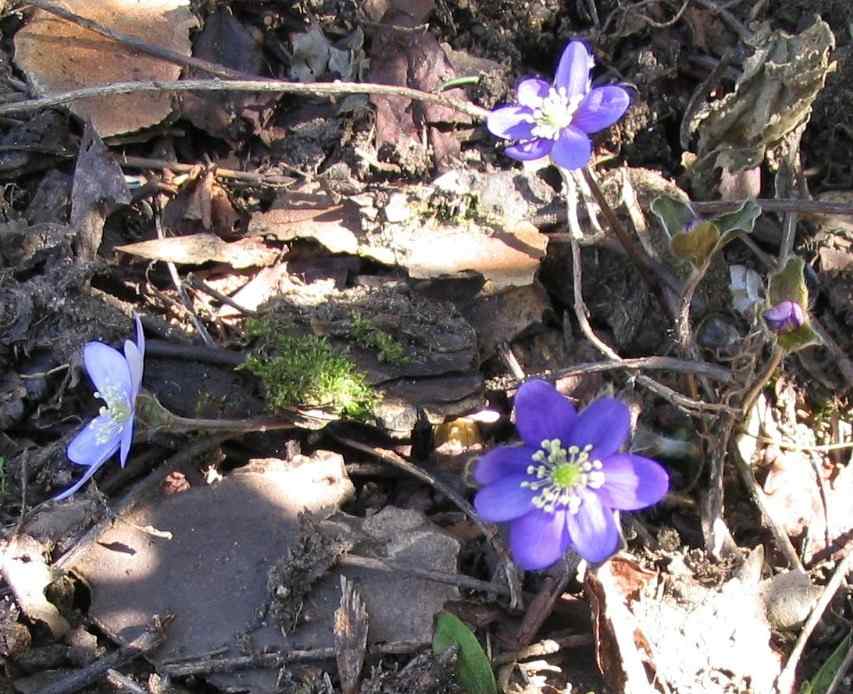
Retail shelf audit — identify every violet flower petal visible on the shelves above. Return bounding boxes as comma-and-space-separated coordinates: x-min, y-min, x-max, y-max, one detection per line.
763, 301, 805, 333
566, 397, 629, 458
514, 379, 577, 448
554, 41, 592, 99
67, 415, 123, 465
505, 138, 553, 161
84, 342, 132, 400
487, 105, 535, 140
572, 86, 631, 134
597, 453, 669, 510
119, 418, 134, 467
509, 507, 571, 570
549, 126, 592, 170
125, 315, 145, 399
566, 489, 620, 563
474, 474, 536, 522
474, 445, 538, 485
517, 78, 549, 108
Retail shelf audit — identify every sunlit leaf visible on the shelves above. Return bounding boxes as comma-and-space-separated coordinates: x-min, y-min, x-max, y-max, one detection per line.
433, 612, 497, 694
670, 220, 720, 266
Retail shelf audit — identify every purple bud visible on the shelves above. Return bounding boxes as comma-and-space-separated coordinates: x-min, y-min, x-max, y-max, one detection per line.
763, 301, 805, 334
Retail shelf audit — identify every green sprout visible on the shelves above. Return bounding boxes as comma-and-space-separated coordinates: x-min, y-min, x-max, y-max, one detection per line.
350, 312, 410, 365
242, 319, 376, 420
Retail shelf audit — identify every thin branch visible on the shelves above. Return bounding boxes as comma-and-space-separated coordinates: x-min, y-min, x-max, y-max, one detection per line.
121, 155, 297, 186
0, 78, 490, 120
692, 198, 853, 218
776, 552, 853, 693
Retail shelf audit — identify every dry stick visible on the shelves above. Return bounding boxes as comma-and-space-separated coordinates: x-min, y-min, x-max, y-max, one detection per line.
329, 431, 523, 608
154, 210, 215, 348
775, 552, 853, 694
339, 554, 510, 597
492, 633, 593, 666
186, 273, 258, 316
0, 79, 491, 120
37, 616, 171, 694
104, 669, 148, 694
543, 356, 732, 385
161, 640, 425, 678
692, 198, 853, 218
121, 155, 296, 186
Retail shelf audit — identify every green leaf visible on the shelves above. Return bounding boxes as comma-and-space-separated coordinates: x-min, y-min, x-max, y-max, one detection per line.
433, 612, 497, 694
670, 220, 721, 266
650, 196, 696, 238
713, 199, 762, 237
800, 632, 852, 694
767, 256, 820, 352
768, 256, 809, 309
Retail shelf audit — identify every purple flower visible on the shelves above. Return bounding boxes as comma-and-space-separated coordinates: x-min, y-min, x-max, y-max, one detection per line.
474, 380, 668, 569
55, 316, 145, 501
763, 300, 805, 334
486, 41, 630, 170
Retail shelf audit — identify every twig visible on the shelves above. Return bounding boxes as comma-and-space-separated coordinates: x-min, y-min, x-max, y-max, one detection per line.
186, 273, 257, 316
775, 552, 853, 693
161, 640, 425, 678
543, 356, 732, 384
493, 633, 593, 666
693, 0, 753, 40
741, 433, 853, 452
121, 155, 296, 186
145, 339, 245, 367
691, 198, 853, 218
681, 49, 734, 150
339, 554, 510, 597
104, 669, 148, 694
809, 318, 853, 392
514, 555, 578, 650
0, 78, 490, 121
154, 209, 215, 348
37, 614, 171, 694
497, 342, 526, 382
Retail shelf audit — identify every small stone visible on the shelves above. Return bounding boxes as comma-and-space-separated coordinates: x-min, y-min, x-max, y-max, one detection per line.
384, 193, 411, 223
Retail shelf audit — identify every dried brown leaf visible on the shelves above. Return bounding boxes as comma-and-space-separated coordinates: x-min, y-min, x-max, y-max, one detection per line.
116, 234, 277, 269
14, 0, 197, 136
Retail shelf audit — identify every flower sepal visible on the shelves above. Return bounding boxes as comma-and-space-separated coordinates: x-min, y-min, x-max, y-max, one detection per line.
765, 256, 820, 352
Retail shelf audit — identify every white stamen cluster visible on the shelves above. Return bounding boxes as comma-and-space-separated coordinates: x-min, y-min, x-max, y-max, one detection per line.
520, 438, 605, 514
92, 381, 131, 444
530, 87, 584, 140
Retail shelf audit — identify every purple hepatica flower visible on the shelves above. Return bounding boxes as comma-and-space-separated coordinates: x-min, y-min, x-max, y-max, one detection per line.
486, 41, 630, 170
474, 380, 668, 569
763, 300, 805, 334
55, 316, 145, 501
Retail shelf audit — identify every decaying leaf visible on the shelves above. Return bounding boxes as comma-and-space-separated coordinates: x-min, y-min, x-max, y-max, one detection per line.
116, 234, 277, 269
14, 0, 198, 136
686, 19, 835, 194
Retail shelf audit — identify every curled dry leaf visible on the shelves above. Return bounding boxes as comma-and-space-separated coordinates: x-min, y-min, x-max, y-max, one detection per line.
14, 0, 198, 136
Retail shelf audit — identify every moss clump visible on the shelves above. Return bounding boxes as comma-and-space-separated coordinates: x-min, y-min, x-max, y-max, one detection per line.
350, 312, 410, 365
242, 319, 376, 420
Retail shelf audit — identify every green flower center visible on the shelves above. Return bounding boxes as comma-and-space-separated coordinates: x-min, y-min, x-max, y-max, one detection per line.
520, 438, 605, 514
531, 87, 584, 140
92, 381, 131, 444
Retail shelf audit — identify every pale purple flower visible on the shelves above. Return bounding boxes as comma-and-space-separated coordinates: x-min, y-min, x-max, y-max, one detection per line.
763, 300, 805, 334
486, 41, 630, 170
474, 380, 668, 569
55, 316, 145, 501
